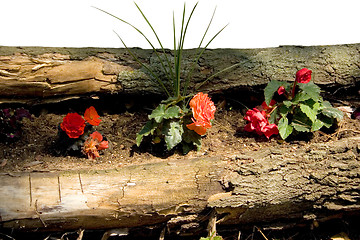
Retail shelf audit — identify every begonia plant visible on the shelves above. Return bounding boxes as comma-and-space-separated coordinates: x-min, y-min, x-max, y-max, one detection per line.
0, 107, 31, 142
96, 2, 235, 153
244, 68, 343, 140
56, 106, 108, 159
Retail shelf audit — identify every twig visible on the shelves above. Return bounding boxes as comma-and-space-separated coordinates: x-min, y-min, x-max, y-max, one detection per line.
76, 229, 84, 240
0, 232, 16, 240
237, 231, 241, 240
207, 210, 217, 238
255, 226, 268, 240
35, 199, 47, 227
159, 226, 166, 240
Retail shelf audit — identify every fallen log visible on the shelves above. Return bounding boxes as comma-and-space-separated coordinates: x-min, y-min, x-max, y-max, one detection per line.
1, 137, 359, 234
0, 44, 359, 104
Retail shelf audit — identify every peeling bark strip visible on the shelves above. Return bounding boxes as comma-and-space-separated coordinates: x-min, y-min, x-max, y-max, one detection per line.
0, 44, 359, 104
0, 53, 130, 102
0, 137, 359, 232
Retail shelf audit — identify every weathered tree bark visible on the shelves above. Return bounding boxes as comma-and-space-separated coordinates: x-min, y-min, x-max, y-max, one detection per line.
1, 137, 359, 234
0, 44, 359, 104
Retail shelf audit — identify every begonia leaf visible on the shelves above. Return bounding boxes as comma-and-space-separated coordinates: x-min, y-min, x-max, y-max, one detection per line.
318, 114, 334, 128
291, 120, 311, 132
311, 119, 324, 131
264, 80, 285, 105
278, 116, 293, 139
292, 92, 311, 103
136, 120, 158, 146
182, 126, 202, 152
298, 82, 321, 101
268, 107, 278, 124
279, 105, 290, 117
300, 103, 317, 123
321, 101, 344, 120
164, 105, 182, 119
283, 100, 293, 107
149, 104, 166, 123
163, 121, 183, 150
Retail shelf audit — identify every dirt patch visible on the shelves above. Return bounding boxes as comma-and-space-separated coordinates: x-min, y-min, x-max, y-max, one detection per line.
0, 97, 359, 173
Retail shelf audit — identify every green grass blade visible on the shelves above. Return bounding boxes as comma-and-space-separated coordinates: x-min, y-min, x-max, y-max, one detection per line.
183, 6, 216, 96
93, 7, 157, 51
93, 6, 171, 96
173, 11, 178, 96
113, 31, 171, 97
183, 6, 228, 96
177, 2, 199, 98
133, 3, 174, 83
175, 3, 187, 97
195, 62, 241, 90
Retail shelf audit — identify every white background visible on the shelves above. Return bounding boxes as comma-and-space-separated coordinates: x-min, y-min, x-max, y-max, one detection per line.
1, 0, 359, 49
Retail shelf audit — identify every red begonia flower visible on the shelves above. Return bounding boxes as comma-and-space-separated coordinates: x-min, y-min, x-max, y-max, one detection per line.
186, 92, 216, 135
295, 68, 312, 84
60, 113, 86, 138
83, 131, 109, 159
277, 86, 286, 95
262, 123, 279, 139
84, 106, 101, 126
244, 108, 278, 139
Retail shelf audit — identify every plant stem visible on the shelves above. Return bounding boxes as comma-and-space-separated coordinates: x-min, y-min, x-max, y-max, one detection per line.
291, 80, 297, 98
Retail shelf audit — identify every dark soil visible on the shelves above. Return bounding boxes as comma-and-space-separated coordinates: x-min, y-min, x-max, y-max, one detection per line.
0, 95, 359, 240
1, 96, 359, 173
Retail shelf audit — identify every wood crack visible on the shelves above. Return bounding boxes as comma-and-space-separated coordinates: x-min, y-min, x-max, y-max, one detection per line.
58, 176, 62, 203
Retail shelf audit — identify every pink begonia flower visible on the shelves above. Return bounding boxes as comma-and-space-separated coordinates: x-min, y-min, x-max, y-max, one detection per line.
244, 108, 278, 139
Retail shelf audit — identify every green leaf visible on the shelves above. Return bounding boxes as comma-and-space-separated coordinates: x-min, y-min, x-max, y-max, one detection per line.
264, 80, 285, 105
300, 103, 317, 122
268, 107, 278, 124
149, 104, 166, 123
283, 100, 293, 107
163, 121, 184, 150
291, 120, 311, 132
322, 100, 333, 108
321, 103, 343, 120
136, 120, 158, 146
313, 102, 321, 112
311, 119, 324, 131
318, 114, 334, 128
298, 82, 321, 101
183, 126, 202, 149
279, 105, 291, 117
292, 91, 312, 103
164, 105, 182, 119
278, 116, 293, 139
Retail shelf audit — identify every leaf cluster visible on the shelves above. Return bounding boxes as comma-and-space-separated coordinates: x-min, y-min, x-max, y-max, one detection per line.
136, 100, 201, 154
264, 80, 343, 139
0, 108, 31, 142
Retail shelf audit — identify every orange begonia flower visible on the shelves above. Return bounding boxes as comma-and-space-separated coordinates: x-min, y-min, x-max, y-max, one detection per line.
186, 92, 216, 135
84, 106, 101, 126
83, 131, 109, 159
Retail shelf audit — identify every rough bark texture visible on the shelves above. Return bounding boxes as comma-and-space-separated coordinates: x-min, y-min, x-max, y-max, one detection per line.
1, 137, 359, 233
1, 44, 359, 235
1, 44, 359, 104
